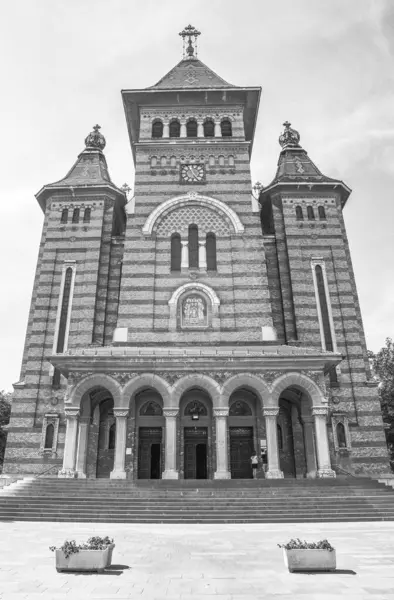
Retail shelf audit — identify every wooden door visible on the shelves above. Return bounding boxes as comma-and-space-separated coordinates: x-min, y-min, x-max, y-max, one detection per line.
138, 427, 162, 479
184, 427, 208, 479
230, 427, 254, 479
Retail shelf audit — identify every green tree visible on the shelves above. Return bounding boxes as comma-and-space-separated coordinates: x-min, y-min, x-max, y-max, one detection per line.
371, 338, 394, 471
0, 391, 12, 472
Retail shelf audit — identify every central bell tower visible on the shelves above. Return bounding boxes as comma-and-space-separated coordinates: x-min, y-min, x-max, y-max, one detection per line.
116, 25, 276, 345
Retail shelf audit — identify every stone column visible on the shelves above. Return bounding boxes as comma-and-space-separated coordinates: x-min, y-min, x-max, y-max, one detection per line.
110, 409, 129, 479
75, 416, 91, 479
181, 241, 189, 269
163, 408, 179, 479
214, 408, 231, 479
197, 118, 204, 137
214, 120, 221, 137
302, 416, 317, 479
312, 406, 336, 478
180, 119, 187, 138
58, 408, 80, 478
163, 120, 169, 138
263, 408, 284, 479
198, 241, 207, 270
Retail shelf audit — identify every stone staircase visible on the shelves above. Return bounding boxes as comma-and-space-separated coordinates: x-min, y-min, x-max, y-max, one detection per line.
1, 477, 394, 523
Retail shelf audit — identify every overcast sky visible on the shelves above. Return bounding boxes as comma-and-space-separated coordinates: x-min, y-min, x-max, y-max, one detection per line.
0, 0, 393, 391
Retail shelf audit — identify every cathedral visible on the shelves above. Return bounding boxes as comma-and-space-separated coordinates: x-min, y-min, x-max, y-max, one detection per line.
4, 26, 389, 481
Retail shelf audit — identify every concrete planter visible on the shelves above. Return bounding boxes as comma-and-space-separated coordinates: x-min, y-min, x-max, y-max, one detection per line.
283, 548, 336, 572
55, 544, 115, 573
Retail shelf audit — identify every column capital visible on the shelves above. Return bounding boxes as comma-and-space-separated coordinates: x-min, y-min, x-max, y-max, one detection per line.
181, 240, 189, 246
64, 408, 80, 419
163, 408, 179, 418
213, 408, 229, 418
312, 406, 329, 417
263, 407, 279, 418
113, 409, 129, 418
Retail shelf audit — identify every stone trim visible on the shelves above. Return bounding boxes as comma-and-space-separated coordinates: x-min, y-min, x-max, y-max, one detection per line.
168, 282, 220, 332
40, 413, 60, 454
331, 412, 352, 452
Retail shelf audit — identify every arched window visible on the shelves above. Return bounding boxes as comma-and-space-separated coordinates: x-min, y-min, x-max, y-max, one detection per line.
150, 156, 157, 168
277, 424, 283, 450
83, 207, 91, 223
108, 423, 116, 450
72, 208, 80, 224
221, 119, 232, 137
170, 156, 176, 167
228, 155, 235, 167
152, 120, 163, 138
307, 206, 315, 220
218, 155, 225, 167
203, 119, 215, 137
169, 120, 180, 138
60, 208, 68, 224
337, 422, 347, 448
140, 401, 163, 416
186, 119, 197, 138
295, 206, 303, 220
56, 267, 73, 353
170, 233, 181, 271
318, 206, 326, 220
185, 400, 207, 417
206, 232, 217, 271
188, 224, 199, 268
209, 155, 215, 167
44, 423, 54, 449
160, 156, 166, 167
315, 265, 333, 351
229, 400, 252, 416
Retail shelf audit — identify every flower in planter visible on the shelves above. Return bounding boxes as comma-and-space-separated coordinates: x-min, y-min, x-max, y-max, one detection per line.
50, 536, 114, 558
278, 538, 335, 551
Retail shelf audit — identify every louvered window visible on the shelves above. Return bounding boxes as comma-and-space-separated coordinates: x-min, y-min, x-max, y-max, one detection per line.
188, 224, 199, 268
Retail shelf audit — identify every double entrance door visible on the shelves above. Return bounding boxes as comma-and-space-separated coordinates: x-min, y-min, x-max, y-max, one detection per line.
229, 426, 254, 479
184, 427, 208, 479
138, 427, 162, 479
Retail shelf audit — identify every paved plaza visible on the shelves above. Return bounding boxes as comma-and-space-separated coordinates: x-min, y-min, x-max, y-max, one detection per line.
0, 521, 393, 599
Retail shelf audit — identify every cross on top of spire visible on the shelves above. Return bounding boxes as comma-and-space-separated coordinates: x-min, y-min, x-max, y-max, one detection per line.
179, 24, 201, 59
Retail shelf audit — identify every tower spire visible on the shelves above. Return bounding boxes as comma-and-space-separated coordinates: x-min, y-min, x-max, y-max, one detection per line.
179, 24, 201, 59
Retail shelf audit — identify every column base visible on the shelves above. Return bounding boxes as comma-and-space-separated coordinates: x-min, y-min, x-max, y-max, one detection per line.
214, 470, 231, 480
162, 469, 179, 480
58, 469, 77, 478
110, 470, 127, 480
76, 472, 86, 479
316, 468, 336, 478
265, 469, 284, 479
306, 470, 317, 479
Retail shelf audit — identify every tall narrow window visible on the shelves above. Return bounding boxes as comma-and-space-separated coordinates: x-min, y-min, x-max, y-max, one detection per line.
188, 224, 199, 268
170, 156, 176, 167
44, 423, 54, 449
60, 208, 68, 224
171, 233, 181, 271
209, 155, 215, 167
315, 265, 333, 351
228, 155, 235, 167
52, 368, 61, 389
186, 119, 197, 138
152, 120, 163, 138
206, 232, 217, 271
307, 206, 315, 220
203, 119, 214, 137
160, 156, 167, 167
150, 156, 157, 168
169, 120, 180, 138
72, 208, 80, 224
295, 206, 303, 220
277, 424, 283, 450
56, 267, 73, 353
83, 207, 91, 223
218, 155, 225, 166
337, 422, 347, 448
318, 205, 326, 220
221, 119, 232, 137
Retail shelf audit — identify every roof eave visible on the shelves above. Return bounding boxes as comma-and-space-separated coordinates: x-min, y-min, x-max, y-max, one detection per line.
260, 180, 351, 207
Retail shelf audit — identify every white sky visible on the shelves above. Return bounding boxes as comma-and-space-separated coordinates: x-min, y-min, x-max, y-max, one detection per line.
0, 0, 393, 391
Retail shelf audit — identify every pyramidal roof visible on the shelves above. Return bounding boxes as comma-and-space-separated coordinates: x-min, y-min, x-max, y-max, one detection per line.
150, 57, 235, 89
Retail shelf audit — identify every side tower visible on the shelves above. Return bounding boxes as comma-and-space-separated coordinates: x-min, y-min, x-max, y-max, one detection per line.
259, 122, 388, 475
3, 128, 126, 474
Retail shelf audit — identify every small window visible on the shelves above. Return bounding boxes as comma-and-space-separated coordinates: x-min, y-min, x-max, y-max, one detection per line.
221, 119, 232, 137
108, 423, 116, 450
318, 206, 326, 220
170, 156, 176, 167
171, 233, 181, 271
337, 422, 347, 448
52, 368, 61, 389
188, 224, 199, 268
151, 156, 157, 168
206, 232, 217, 271
152, 120, 163, 138
83, 207, 91, 223
228, 155, 235, 167
44, 423, 54, 449
169, 120, 180, 138
60, 208, 68, 224
203, 119, 215, 137
218, 155, 225, 167
307, 206, 315, 220
209, 155, 215, 167
295, 206, 303, 220
186, 119, 197, 138
72, 208, 80, 224
160, 156, 166, 167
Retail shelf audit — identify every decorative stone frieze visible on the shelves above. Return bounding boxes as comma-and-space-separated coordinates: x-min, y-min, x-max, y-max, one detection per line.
155, 372, 183, 386
109, 372, 138, 386
208, 372, 232, 386
261, 371, 283, 386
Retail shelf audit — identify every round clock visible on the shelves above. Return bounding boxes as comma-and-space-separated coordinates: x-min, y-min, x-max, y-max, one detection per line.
180, 163, 205, 183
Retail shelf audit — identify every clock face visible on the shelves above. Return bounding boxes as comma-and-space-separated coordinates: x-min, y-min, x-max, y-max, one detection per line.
180, 163, 205, 184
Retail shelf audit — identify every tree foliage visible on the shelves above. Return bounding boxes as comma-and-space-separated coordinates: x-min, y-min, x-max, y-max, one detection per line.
371, 338, 394, 471
0, 390, 12, 472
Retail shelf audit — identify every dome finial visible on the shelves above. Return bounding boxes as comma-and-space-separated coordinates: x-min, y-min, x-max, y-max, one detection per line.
84, 124, 106, 151
179, 24, 201, 59
279, 121, 301, 149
